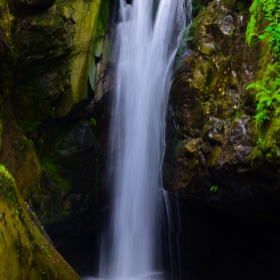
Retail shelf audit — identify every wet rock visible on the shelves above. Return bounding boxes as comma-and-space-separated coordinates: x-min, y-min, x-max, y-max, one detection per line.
95, 59, 114, 103
35, 119, 102, 225
218, 14, 234, 35
203, 117, 227, 144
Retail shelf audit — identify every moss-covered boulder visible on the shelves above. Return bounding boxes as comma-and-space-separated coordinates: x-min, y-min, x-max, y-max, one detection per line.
0, 164, 80, 279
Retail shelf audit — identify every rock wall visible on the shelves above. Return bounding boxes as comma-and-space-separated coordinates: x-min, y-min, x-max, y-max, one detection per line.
0, 0, 112, 227
165, 0, 280, 205
0, 0, 113, 277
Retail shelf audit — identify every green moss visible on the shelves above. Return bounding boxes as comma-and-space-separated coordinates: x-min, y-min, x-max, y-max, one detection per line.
175, 140, 183, 157
41, 157, 69, 191
190, 6, 206, 38
246, 0, 262, 47
21, 121, 41, 134
259, 0, 280, 58
0, 164, 17, 203
236, 0, 244, 15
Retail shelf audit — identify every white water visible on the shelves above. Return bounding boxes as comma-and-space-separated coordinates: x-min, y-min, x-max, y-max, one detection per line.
94, 1, 188, 279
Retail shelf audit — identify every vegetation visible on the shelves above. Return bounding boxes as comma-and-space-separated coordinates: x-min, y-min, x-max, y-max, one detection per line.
259, 0, 280, 57
246, 0, 262, 47
0, 0, 12, 38
246, 0, 280, 123
210, 185, 219, 192
247, 63, 280, 122
245, 0, 280, 165
89, 118, 96, 126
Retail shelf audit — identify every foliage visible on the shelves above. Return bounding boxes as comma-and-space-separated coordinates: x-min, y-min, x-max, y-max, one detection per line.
236, 0, 244, 14
89, 118, 96, 126
246, 0, 262, 47
257, 137, 266, 146
246, 0, 280, 123
21, 121, 42, 133
259, 0, 280, 58
230, 110, 243, 121
246, 63, 280, 122
0, 164, 12, 181
210, 185, 218, 192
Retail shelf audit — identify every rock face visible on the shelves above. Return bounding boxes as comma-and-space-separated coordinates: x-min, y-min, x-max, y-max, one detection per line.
165, 0, 280, 203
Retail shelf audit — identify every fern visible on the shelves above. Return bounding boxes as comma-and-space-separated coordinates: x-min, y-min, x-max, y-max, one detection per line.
246, 63, 280, 122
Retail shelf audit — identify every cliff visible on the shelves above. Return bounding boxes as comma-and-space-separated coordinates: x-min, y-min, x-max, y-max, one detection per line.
0, 0, 112, 277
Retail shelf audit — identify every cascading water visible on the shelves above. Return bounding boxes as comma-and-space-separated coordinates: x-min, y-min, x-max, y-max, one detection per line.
95, 0, 190, 279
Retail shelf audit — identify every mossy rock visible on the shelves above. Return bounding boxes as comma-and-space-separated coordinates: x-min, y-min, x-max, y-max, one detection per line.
0, 164, 80, 280
165, 0, 274, 199
12, 0, 109, 121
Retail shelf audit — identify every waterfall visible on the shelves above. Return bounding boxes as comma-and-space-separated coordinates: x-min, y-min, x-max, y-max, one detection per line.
96, 0, 189, 279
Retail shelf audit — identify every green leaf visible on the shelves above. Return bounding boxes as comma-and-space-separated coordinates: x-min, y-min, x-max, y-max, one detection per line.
274, 94, 280, 102
246, 83, 258, 90
259, 33, 270, 39
210, 185, 219, 192
265, 27, 274, 31
259, 95, 272, 104
256, 91, 268, 100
